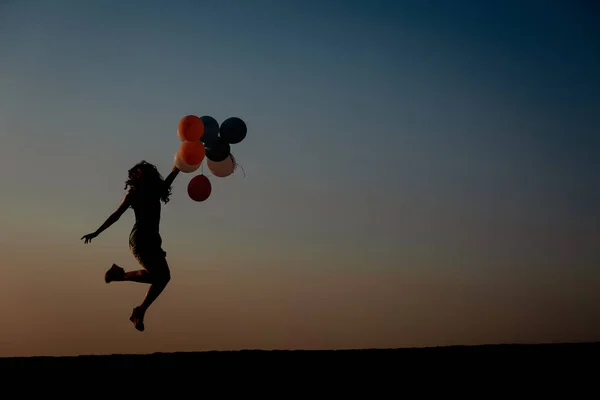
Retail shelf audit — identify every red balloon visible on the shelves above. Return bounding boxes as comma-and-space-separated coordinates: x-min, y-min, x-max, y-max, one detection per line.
187, 174, 212, 202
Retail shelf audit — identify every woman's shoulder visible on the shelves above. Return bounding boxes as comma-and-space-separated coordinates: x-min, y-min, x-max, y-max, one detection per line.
126, 187, 160, 202
125, 188, 140, 201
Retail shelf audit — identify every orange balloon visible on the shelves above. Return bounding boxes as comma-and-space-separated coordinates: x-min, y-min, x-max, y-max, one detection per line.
178, 115, 204, 141
179, 140, 206, 165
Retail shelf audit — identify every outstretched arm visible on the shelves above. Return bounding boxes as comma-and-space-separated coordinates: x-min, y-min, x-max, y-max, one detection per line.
164, 165, 180, 188
81, 193, 131, 243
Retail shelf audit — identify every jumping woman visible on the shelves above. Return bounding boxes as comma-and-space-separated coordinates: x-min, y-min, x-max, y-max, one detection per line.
81, 161, 180, 332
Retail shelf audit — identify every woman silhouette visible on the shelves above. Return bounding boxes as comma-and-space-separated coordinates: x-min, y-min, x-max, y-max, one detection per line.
81, 161, 180, 332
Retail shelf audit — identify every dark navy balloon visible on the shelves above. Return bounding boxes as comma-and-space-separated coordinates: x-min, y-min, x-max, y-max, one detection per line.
219, 117, 247, 144
205, 137, 231, 162
199, 115, 220, 144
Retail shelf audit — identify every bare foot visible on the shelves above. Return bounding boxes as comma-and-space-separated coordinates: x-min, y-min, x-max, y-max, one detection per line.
129, 306, 145, 332
105, 264, 125, 283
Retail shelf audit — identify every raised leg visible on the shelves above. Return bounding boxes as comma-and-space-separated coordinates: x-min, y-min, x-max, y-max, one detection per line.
105, 264, 152, 284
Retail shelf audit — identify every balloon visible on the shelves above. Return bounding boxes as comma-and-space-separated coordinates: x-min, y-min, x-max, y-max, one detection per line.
174, 151, 200, 173
178, 115, 204, 142
205, 137, 230, 162
187, 174, 211, 202
219, 117, 247, 144
178, 140, 206, 165
200, 116, 220, 144
207, 153, 237, 178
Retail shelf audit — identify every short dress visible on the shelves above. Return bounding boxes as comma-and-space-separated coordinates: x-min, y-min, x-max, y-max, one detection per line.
127, 190, 167, 269
129, 224, 167, 266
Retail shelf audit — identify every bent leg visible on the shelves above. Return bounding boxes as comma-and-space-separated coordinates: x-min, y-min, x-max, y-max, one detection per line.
139, 256, 171, 311
105, 264, 152, 284
130, 254, 171, 331
124, 270, 152, 283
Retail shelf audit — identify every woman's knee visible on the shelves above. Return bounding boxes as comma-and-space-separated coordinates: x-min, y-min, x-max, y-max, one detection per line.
143, 257, 171, 284
153, 265, 171, 285
160, 269, 171, 284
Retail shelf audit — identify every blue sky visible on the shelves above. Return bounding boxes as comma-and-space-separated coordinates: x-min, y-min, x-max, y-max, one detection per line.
0, 0, 598, 356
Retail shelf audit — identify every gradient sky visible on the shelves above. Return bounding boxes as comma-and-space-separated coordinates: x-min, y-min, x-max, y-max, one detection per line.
0, 0, 599, 357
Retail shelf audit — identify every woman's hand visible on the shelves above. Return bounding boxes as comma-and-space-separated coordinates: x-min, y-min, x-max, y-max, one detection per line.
81, 231, 99, 244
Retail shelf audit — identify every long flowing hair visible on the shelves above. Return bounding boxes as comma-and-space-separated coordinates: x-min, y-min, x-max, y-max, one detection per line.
124, 160, 171, 204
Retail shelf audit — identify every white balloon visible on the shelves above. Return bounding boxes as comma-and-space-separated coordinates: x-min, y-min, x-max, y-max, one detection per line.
174, 151, 201, 173
207, 154, 236, 178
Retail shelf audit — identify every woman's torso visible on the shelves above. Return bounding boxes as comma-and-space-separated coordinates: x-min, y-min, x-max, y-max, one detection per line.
129, 189, 162, 235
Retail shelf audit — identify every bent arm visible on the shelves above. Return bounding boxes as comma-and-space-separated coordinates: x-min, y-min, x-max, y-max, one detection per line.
164, 166, 180, 188
94, 193, 131, 236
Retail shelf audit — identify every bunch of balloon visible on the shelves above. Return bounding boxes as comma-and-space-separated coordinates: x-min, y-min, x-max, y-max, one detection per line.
176, 114, 248, 203
175, 115, 211, 202
200, 115, 247, 179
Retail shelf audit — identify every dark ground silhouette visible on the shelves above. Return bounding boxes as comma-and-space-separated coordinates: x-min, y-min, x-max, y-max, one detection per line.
1, 342, 598, 370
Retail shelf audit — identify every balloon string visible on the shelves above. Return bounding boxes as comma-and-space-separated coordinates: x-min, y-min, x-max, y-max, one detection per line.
236, 162, 247, 178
